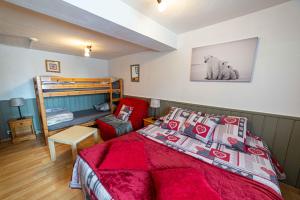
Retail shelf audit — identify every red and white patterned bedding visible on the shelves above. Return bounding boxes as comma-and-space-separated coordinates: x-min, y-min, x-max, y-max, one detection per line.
138, 125, 281, 194
70, 124, 282, 199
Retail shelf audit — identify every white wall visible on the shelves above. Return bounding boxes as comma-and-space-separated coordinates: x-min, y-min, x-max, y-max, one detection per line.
0, 44, 109, 100
109, 0, 300, 118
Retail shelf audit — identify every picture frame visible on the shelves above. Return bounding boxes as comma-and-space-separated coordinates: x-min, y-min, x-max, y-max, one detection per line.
130, 64, 140, 82
190, 37, 258, 82
45, 60, 61, 73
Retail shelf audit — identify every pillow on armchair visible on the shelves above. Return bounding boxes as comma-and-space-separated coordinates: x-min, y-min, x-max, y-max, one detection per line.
116, 105, 134, 121
97, 98, 149, 141
114, 98, 149, 130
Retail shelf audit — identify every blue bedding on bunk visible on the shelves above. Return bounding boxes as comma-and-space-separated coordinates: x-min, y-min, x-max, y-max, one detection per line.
48, 109, 110, 131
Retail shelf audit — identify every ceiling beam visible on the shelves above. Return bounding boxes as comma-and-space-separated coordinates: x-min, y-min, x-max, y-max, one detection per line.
6, 0, 177, 51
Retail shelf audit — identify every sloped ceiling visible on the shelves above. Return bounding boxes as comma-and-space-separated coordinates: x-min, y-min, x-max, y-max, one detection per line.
0, 1, 151, 59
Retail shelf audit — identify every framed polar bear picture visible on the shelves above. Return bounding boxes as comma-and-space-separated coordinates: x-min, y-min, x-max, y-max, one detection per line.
190, 37, 258, 82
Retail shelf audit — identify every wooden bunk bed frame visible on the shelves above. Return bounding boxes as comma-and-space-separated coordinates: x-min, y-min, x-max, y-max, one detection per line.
33, 76, 123, 144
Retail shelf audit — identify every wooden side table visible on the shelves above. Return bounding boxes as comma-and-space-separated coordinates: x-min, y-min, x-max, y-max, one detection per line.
48, 126, 99, 161
8, 116, 36, 144
143, 117, 156, 127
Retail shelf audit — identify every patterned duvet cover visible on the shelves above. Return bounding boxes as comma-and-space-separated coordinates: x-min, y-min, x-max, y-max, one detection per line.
138, 125, 280, 194
70, 124, 281, 199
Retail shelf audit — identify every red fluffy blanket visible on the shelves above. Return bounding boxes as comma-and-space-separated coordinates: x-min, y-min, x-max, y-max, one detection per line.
79, 132, 283, 200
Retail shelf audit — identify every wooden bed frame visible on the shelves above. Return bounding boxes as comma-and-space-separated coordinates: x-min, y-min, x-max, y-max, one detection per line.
33, 76, 123, 144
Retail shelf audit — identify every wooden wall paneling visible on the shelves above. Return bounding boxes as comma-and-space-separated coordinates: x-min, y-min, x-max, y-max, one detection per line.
0, 101, 11, 139
231, 111, 243, 118
22, 100, 29, 115
27, 99, 38, 131
184, 103, 195, 111
272, 119, 294, 165
66, 96, 71, 109
238, 112, 253, 131
297, 170, 300, 188
217, 109, 231, 116
52, 97, 58, 108
206, 108, 216, 115
46, 98, 52, 108
239, 112, 253, 121
251, 115, 265, 137
53, 97, 59, 108
0, 94, 108, 139
159, 101, 166, 115
85, 95, 90, 109
91, 95, 96, 105
44, 97, 49, 107
211, 108, 221, 115
66, 96, 71, 111
74, 96, 80, 111
196, 105, 208, 113
199, 105, 207, 113
261, 116, 278, 149
44, 98, 49, 109
190, 104, 200, 112
284, 121, 300, 186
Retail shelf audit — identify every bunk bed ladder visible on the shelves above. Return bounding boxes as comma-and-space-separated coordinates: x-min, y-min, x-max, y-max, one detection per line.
109, 78, 113, 114
33, 76, 49, 144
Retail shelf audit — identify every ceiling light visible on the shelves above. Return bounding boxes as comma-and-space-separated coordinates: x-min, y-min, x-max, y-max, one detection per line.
84, 45, 92, 57
29, 37, 39, 42
157, 0, 167, 12
69, 39, 85, 46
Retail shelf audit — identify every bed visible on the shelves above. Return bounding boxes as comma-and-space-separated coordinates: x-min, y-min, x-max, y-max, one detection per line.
46, 108, 74, 126
33, 76, 123, 144
70, 123, 283, 200
48, 109, 110, 131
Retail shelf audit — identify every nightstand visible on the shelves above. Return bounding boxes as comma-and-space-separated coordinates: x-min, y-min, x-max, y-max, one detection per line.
8, 116, 36, 143
143, 117, 156, 127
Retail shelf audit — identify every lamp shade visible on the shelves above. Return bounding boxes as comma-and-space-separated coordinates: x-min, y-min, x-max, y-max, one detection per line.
150, 98, 160, 108
9, 98, 25, 107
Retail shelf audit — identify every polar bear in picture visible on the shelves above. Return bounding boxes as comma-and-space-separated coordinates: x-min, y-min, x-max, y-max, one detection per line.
218, 61, 240, 80
204, 56, 240, 80
204, 55, 222, 80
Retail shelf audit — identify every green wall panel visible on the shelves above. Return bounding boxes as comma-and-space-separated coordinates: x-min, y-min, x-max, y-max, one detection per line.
284, 121, 300, 186
0, 94, 107, 140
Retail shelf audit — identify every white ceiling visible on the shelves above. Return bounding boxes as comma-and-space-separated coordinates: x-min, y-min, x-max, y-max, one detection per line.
0, 1, 150, 59
0, 0, 290, 59
121, 0, 290, 33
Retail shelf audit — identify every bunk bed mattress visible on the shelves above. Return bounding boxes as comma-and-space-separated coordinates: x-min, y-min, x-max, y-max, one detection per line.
48, 109, 110, 131
46, 108, 74, 126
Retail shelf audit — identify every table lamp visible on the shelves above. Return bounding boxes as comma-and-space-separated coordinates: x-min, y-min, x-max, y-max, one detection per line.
10, 98, 25, 120
150, 98, 160, 120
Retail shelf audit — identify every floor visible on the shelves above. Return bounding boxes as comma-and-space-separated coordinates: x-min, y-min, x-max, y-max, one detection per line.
0, 136, 97, 200
0, 136, 300, 200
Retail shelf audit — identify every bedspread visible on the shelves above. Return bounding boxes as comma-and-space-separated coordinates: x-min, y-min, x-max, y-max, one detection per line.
71, 126, 283, 200
97, 114, 133, 136
139, 125, 281, 194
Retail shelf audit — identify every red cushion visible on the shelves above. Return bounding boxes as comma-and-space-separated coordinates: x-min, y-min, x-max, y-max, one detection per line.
99, 141, 148, 170
96, 119, 117, 141
114, 98, 149, 130
151, 168, 221, 200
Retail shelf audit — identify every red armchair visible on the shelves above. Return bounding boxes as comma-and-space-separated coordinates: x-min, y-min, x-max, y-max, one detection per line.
96, 98, 149, 141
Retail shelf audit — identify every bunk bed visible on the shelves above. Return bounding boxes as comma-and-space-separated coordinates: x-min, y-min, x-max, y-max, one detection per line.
33, 76, 123, 144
